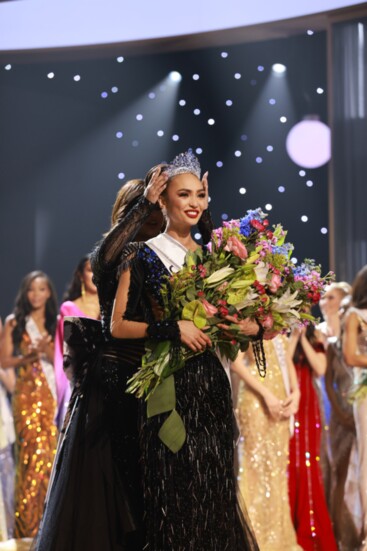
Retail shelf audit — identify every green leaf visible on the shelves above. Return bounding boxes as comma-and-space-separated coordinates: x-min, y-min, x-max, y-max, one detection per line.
229, 279, 255, 289
147, 375, 176, 418
186, 287, 197, 302
158, 409, 186, 453
143, 340, 171, 365
182, 300, 207, 329
300, 312, 316, 321
162, 350, 185, 378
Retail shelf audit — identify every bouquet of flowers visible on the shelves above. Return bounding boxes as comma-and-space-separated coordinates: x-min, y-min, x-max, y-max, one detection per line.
126, 208, 333, 452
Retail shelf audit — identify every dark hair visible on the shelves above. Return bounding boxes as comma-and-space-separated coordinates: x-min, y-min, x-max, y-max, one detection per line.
12, 271, 58, 348
351, 265, 367, 309
63, 256, 90, 302
293, 324, 319, 364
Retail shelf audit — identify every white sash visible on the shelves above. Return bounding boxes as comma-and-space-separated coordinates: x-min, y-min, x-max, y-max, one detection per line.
146, 233, 232, 385
146, 233, 188, 274
25, 317, 57, 402
273, 335, 294, 436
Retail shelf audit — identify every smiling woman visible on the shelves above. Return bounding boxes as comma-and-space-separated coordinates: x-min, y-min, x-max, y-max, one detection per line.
0, 271, 58, 540
109, 150, 260, 550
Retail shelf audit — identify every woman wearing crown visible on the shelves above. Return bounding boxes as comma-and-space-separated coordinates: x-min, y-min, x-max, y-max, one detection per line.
111, 151, 260, 550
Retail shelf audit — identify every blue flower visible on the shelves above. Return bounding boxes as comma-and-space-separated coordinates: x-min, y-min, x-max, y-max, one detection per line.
272, 243, 294, 257
239, 208, 265, 237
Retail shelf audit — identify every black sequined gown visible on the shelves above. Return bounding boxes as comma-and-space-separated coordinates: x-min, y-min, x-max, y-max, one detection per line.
32, 197, 157, 551
119, 242, 259, 551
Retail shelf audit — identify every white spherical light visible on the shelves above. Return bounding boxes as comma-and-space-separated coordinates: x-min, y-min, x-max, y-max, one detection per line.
286, 116, 331, 169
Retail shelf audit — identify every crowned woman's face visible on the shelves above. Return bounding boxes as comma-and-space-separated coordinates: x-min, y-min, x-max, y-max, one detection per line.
160, 173, 206, 229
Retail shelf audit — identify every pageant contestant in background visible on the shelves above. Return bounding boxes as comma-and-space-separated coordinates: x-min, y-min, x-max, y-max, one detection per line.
0, 271, 58, 539
111, 151, 260, 550
325, 290, 360, 550
287, 325, 337, 551
318, 282, 352, 344
232, 336, 301, 551
343, 265, 367, 551
33, 174, 170, 551
324, 281, 359, 551
54, 255, 100, 427
317, 281, 352, 506
0, 318, 16, 542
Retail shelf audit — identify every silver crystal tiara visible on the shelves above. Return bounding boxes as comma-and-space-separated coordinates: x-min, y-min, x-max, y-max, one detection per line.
164, 149, 201, 180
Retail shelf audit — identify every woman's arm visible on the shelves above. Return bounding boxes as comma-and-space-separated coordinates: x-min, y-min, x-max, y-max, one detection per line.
0, 316, 39, 369
281, 355, 300, 416
231, 350, 283, 420
91, 172, 168, 275
297, 330, 327, 376
110, 269, 212, 352
343, 312, 367, 367
287, 329, 300, 360
0, 367, 16, 393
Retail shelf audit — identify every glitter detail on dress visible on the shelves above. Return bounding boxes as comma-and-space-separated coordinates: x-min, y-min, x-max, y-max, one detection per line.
237, 338, 302, 551
13, 331, 57, 538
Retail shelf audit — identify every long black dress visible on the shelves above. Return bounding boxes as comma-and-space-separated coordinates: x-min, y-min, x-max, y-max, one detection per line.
119, 240, 259, 551
33, 196, 157, 551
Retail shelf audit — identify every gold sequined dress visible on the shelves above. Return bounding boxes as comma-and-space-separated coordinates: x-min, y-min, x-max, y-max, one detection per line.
12, 317, 57, 538
237, 336, 302, 551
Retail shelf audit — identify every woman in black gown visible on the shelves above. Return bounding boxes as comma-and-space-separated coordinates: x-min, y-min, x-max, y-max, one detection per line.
111, 151, 259, 550
32, 175, 166, 550
33, 171, 215, 550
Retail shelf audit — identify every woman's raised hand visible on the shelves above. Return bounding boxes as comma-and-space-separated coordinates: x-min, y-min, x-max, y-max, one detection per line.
144, 167, 169, 204
178, 320, 212, 352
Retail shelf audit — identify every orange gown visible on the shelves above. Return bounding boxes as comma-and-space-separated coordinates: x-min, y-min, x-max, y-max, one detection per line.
12, 318, 57, 538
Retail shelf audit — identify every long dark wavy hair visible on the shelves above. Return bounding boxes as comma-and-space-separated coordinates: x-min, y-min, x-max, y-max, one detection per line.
12, 270, 58, 349
351, 265, 367, 309
63, 256, 90, 302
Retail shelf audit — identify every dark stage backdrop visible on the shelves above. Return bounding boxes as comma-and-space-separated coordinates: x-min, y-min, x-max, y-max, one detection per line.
0, 33, 328, 318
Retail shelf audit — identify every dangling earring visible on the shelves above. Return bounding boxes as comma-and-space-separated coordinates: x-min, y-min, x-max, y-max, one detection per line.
81, 281, 86, 297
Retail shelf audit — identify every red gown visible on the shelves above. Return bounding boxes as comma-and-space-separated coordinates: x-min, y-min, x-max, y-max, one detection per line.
288, 344, 338, 551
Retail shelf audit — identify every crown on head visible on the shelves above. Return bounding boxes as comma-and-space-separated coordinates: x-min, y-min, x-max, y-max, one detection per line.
164, 149, 201, 180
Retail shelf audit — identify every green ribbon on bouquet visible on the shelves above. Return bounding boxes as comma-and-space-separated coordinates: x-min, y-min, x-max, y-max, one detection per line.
147, 374, 186, 453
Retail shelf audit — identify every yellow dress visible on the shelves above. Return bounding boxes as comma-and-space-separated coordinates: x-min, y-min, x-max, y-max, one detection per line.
12, 318, 57, 538
236, 336, 302, 551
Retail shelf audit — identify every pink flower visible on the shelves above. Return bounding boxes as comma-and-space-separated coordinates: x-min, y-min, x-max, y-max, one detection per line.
224, 236, 248, 260
261, 313, 274, 329
201, 299, 218, 316
269, 273, 282, 293
217, 281, 229, 292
